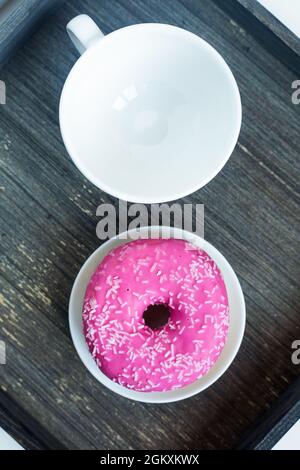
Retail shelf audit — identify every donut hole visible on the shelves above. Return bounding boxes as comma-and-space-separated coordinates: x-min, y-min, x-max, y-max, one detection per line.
143, 303, 171, 330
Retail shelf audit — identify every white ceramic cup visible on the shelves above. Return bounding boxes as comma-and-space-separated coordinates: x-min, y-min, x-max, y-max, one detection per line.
69, 226, 246, 403
60, 15, 242, 203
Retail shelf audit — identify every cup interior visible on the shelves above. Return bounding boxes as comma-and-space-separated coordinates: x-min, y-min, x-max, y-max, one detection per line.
60, 24, 241, 203
69, 227, 246, 403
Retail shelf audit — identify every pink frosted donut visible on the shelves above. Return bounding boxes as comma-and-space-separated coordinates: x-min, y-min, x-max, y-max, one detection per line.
83, 238, 229, 392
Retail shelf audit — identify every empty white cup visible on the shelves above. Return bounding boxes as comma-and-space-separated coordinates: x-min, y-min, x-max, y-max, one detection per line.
60, 15, 242, 203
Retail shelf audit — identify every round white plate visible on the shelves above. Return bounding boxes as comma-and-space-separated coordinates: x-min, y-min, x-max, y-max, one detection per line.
69, 226, 246, 403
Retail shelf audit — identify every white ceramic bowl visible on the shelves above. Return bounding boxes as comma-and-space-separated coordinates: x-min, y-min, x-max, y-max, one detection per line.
69, 227, 246, 403
60, 20, 242, 203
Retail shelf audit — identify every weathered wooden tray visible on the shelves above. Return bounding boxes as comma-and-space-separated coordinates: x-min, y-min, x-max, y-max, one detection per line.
0, 0, 299, 449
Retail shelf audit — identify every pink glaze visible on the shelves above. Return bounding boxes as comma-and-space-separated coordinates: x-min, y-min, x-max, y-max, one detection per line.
83, 238, 229, 392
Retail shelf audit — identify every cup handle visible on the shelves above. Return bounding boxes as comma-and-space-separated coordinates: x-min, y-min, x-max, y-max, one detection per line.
66, 14, 104, 55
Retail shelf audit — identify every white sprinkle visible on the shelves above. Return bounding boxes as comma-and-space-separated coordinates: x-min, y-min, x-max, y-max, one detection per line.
179, 326, 186, 335
150, 262, 158, 273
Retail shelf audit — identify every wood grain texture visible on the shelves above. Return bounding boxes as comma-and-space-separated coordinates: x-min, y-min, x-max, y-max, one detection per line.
238, 377, 300, 449
0, 0, 63, 68
237, 0, 300, 56
0, 0, 299, 450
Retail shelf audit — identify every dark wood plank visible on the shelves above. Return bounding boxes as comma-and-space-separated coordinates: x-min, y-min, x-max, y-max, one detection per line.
214, 0, 300, 74
237, 0, 300, 56
0, 0, 64, 68
0, 392, 67, 450
238, 377, 300, 449
0, 0, 299, 449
